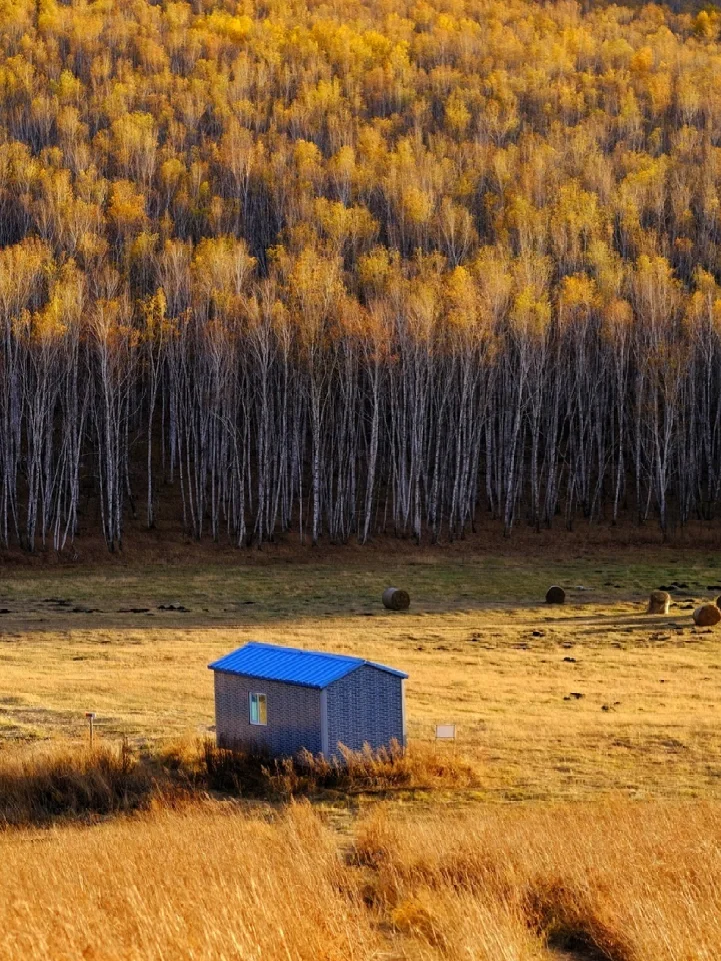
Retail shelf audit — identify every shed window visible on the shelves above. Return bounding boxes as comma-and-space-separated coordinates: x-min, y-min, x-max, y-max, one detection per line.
249, 693, 267, 726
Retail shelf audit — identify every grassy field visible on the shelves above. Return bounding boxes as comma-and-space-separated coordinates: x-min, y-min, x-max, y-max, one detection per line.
1, 798, 719, 960
2, 549, 721, 800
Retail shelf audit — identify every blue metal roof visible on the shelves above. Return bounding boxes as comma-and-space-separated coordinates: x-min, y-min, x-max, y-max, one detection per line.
208, 641, 408, 689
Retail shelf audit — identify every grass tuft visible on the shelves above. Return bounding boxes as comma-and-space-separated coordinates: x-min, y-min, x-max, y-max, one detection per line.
0, 742, 155, 826
525, 880, 635, 961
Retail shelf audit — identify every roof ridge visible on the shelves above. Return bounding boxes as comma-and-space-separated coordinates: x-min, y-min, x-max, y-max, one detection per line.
244, 640, 364, 664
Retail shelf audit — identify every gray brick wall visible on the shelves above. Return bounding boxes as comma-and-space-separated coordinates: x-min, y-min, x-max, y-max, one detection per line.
213, 671, 323, 755
326, 665, 404, 756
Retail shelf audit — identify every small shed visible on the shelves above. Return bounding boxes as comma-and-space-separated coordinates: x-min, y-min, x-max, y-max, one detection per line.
208, 641, 408, 758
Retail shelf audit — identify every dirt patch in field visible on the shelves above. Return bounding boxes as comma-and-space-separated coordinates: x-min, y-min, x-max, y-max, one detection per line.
0, 703, 83, 740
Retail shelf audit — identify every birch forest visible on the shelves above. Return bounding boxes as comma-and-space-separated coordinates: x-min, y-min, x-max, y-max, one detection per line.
1, 0, 721, 550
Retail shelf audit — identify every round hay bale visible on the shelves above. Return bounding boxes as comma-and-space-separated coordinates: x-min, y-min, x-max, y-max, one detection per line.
647, 590, 671, 615
545, 585, 566, 605
716, 595, 721, 611
382, 587, 410, 611
693, 603, 721, 627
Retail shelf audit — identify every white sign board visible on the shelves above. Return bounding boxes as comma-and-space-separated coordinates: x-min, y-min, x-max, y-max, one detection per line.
435, 724, 456, 740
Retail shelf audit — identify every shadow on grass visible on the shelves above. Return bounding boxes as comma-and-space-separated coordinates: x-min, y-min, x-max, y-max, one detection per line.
0, 742, 159, 826
526, 880, 634, 961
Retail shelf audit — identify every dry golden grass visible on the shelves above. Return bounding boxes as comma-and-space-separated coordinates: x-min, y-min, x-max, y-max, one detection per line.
0, 799, 719, 960
354, 800, 721, 960
0, 743, 157, 826
206, 739, 481, 797
0, 803, 380, 961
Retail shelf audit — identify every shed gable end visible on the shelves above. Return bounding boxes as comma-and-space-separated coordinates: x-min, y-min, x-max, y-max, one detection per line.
325, 664, 404, 757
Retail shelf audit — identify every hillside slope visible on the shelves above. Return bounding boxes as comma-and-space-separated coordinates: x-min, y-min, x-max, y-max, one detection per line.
1, 0, 721, 548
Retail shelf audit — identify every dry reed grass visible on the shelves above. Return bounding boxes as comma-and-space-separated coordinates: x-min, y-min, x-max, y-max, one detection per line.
353, 801, 721, 960
0, 803, 380, 961
0, 742, 159, 826
265, 740, 479, 796
0, 799, 718, 960
203, 739, 478, 796
0, 739, 479, 825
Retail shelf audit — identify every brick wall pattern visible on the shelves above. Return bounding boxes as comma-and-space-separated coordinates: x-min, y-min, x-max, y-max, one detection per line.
326, 665, 405, 756
214, 671, 323, 755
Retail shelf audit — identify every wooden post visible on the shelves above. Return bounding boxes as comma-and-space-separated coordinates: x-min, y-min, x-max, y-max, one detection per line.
85, 712, 96, 749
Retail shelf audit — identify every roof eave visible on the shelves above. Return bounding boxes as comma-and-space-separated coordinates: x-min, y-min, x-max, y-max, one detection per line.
363, 661, 409, 680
